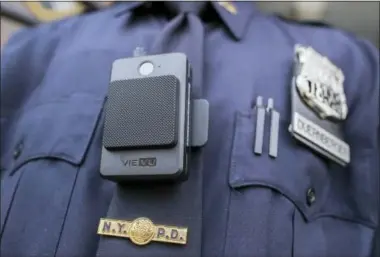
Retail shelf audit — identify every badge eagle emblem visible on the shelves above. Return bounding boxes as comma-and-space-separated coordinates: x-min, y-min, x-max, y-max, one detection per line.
294, 45, 347, 121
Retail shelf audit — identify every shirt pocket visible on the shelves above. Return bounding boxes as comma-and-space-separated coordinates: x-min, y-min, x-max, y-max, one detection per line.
0, 93, 104, 257
224, 110, 378, 257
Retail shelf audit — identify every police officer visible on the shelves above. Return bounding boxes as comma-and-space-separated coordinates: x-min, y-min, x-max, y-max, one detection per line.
1, 2, 379, 257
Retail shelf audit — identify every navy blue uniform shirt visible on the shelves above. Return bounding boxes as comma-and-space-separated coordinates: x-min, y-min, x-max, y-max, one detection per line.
1, 2, 379, 257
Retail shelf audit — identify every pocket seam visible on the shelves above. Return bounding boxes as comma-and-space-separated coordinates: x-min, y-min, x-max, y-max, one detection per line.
10, 153, 80, 176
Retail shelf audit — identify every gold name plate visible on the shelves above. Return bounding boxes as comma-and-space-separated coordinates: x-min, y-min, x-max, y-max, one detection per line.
97, 217, 188, 246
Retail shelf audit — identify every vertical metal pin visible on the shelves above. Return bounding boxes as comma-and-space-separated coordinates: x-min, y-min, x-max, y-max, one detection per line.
267, 98, 280, 158
254, 96, 265, 155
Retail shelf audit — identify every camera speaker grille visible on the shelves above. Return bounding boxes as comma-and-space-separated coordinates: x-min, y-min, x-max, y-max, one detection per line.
103, 75, 179, 150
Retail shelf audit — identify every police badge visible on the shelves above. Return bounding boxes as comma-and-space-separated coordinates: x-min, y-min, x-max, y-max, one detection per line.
295, 45, 347, 121
289, 45, 350, 166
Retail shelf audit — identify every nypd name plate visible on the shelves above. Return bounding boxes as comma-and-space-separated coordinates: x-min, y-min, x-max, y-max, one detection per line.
290, 112, 350, 165
98, 217, 187, 246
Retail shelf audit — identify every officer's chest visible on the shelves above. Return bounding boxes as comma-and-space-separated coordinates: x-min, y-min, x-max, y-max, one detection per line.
10, 12, 376, 257
201, 16, 377, 257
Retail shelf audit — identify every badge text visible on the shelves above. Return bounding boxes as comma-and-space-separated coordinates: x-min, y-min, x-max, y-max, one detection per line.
292, 112, 350, 164
97, 218, 187, 246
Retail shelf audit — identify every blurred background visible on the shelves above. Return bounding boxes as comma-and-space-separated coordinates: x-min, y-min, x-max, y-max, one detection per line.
1, 1, 379, 48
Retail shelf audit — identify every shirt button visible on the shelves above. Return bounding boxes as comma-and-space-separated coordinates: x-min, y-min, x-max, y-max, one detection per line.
306, 187, 316, 206
13, 142, 23, 159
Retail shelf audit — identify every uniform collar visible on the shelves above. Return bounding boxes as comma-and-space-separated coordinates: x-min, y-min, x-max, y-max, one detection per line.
211, 1, 256, 40
112, 1, 256, 41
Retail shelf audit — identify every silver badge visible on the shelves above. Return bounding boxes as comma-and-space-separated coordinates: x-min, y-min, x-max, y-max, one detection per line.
289, 45, 350, 166
294, 45, 347, 121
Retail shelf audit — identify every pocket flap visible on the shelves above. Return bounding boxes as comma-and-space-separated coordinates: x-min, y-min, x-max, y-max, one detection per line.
229, 111, 377, 228
10, 94, 104, 172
